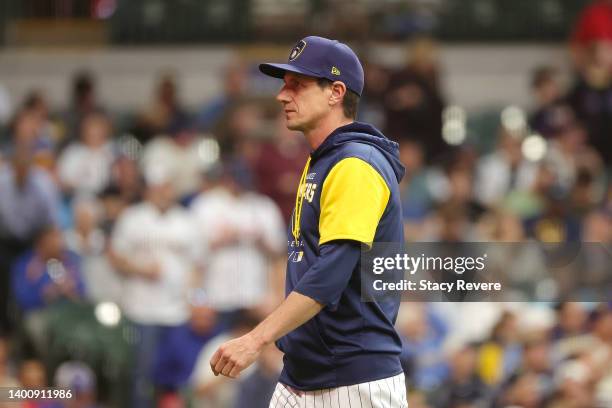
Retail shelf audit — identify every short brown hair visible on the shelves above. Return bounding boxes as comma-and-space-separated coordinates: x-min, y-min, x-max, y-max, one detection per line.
316, 78, 360, 120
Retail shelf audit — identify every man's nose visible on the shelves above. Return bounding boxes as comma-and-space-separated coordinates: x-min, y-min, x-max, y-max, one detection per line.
276, 87, 291, 103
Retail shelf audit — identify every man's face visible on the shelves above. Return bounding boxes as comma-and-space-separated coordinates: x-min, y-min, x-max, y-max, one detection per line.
276, 72, 331, 132
146, 181, 176, 212
37, 228, 65, 259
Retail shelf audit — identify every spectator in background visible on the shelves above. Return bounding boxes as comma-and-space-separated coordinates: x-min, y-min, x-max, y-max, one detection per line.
358, 59, 390, 130
528, 66, 571, 139
152, 299, 225, 405
3, 105, 59, 176
498, 336, 555, 406
399, 141, 432, 230
64, 198, 121, 303
190, 159, 285, 319
20, 91, 58, 170
109, 156, 143, 205
3, 108, 43, 154
436, 154, 484, 223
397, 303, 449, 392
429, 344, 489, 408
479, 210, 527, 242
424, 204, 476, 242
496, 372, 545, 408
11, 225, 84, 358
542, 113, 603, 197
141, 121, 209, 202
582, 210, 611, 243
58, 111, 115, 197
194, 61, 248, 132
212, 102, 265, 156
501, 163, 557, 221
97, 185, 128, 236
251, 113, 309, 223
0, 336, 19, 389
383, 37, 445, 162
64, 199, 105, 259
0, 144, 61, 333
547, 360, 594, 408
474, 128, 538, 207
11, 226, 84, 313
523, 188, 582, 243
54, 361, 99, 408
570, 0, 612, 71
546, 303, 612, 408
478, 311, 522, 387
551, 302, 589, 352
61, 71, 103, 145
568, 11, 612, 165
18, 359, 55, 408
109, 165, 199, 408
569, 168, 603, 216
132, 72, 189, 144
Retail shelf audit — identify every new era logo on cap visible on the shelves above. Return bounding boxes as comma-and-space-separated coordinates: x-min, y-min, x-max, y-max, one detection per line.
259, 35, 365, 96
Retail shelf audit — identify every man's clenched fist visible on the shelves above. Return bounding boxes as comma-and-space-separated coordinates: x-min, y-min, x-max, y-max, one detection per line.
209, 333, 263, 378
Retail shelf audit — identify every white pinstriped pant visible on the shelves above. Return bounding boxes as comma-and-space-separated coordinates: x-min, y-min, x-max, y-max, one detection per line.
269, 372, 408, 408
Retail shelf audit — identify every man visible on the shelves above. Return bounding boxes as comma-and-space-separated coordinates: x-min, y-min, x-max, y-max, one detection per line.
210, 36, 407, 407
190, 159, 285, 316
11, 225, 85, 313
110, 166, 199, 407
0, 140, 61, 334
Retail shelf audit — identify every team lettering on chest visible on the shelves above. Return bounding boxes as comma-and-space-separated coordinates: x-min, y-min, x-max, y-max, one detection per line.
302, 171, 318, 203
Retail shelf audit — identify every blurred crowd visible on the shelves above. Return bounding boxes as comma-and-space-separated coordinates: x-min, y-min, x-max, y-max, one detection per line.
0, 1, 611, 407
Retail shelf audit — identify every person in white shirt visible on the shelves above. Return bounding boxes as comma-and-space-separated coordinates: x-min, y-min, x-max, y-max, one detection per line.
474, 128, 538, 207
190, 160, 285, 316
141, 124, 213, 200
64, 197, 121, 303
58, 111, 115, 197
110, 165, 200, 407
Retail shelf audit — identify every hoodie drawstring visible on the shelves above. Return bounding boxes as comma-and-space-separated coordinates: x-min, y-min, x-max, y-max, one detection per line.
292, 156, 311, 244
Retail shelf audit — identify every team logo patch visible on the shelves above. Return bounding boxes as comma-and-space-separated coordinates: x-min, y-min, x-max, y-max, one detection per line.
288, 40, 307, 61
331, 66, 341, 75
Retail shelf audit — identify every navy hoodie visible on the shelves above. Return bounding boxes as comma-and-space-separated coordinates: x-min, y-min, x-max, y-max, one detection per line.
277, 121, 406, 390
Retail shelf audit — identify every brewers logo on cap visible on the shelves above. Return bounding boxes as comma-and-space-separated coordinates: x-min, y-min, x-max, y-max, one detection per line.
289, 40, 307, 61
259, 35, 365, 96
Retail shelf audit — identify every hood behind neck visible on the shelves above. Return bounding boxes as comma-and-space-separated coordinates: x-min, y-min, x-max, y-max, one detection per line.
311, 121, 405, 183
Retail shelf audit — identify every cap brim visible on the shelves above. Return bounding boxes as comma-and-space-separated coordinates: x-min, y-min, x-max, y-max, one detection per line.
259, 63, 320, 79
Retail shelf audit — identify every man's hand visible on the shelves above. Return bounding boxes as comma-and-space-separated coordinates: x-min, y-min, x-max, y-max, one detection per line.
209, 333, 263, 379
209, 291, 324, 379
140, 261, 161, 281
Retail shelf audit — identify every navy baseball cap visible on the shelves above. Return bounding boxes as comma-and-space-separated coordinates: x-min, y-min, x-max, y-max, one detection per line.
259, 36, 364, 96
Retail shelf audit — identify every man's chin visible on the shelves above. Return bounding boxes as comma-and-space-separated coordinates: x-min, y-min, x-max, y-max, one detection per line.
285, 120, 303, 131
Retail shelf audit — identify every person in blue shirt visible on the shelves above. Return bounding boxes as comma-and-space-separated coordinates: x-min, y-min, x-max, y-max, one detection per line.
397, 304, 449, 391
152, 303, 226, 394
11, 225, 85, 312
210, 36, 408, 407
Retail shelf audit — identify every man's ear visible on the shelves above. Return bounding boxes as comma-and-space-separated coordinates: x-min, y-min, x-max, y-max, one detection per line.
329, 81, 347, 107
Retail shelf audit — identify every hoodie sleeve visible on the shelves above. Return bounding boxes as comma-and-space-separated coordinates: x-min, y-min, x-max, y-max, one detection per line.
319, 157, 390, 247
293, 240, 360, 310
